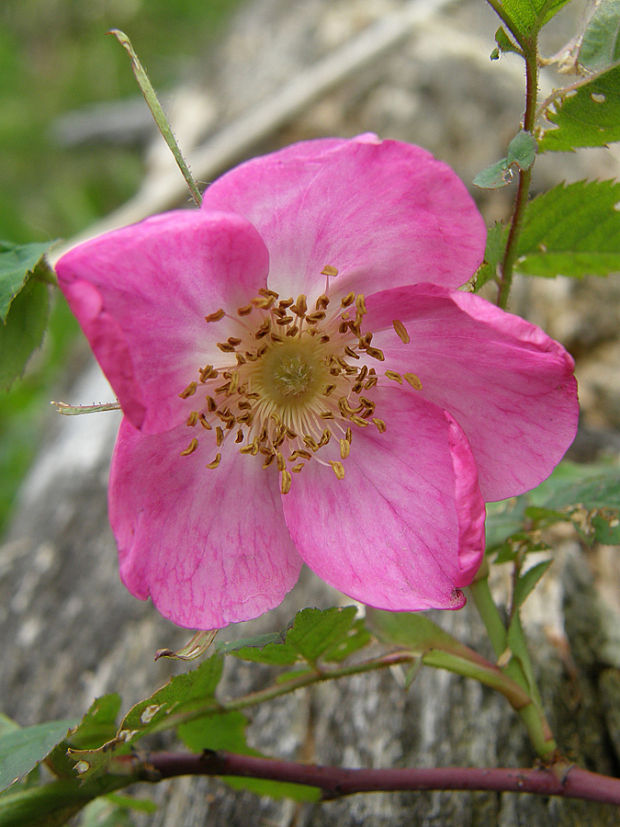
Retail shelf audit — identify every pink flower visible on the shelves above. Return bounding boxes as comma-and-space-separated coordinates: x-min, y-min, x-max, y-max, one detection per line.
56, 136, 578, 630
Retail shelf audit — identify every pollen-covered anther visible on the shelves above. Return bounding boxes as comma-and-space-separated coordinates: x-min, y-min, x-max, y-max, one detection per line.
392, 319, 410, 344
180, 438, 199, 456
179, 381, 198, 399
404, 373, 423, 390
329, 461, 345, 480
385, 370, 403, 384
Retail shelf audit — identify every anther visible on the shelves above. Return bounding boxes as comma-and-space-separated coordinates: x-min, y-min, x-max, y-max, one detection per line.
372, 418, 387, 433
207, 453, 221, 469
385, 370, 403, 384
216, 426, 224, 446
321, 265, 338, 277
179, 382, 198, 399
292, 295, 308, 317
339, 439, 350, 459
341, 292, 355, 308
216, 342, 236, 353
329, 461, 345, 480
393, 320, 410, 344
186, 411, 199, 427
315, 294, 330, 310
404, 373, 423, 390
205, 309, 225, 322
281, 469, 292, 494
237, 304, 253, 316
366, 347, 385, 361
180, 438, 199, 456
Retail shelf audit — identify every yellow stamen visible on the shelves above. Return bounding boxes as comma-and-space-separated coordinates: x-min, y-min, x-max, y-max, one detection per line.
385, 370, 403, 384
205, 309, 225, 322
329, 461, 345, 480
404, 372, 423, 390
179, 381, 198, 399
206, 453, 221, 469
392, 319, 410, 344
180, 438, 199, 456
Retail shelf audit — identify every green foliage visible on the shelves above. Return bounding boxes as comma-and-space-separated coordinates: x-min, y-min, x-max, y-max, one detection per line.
0, 719, 76, 792
474, 222, 506, 289
366, 609, 531, 707
68, 657, 223, 779
473, 131, 536, 189
0, 273, 49, 392
490, 26, 522, 60
514, 180, 620, 278
0, 240, 53, 321
493, 0, 572, 43
578, 0, 620, 73
486, 460, 620, 562
506, 130, 537, 170
221, 606, 370, 666
539, 64, 620, 151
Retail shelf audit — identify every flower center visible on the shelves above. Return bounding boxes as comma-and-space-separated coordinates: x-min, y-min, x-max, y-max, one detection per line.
259, 339, 326, 404
177, 270, 421, 494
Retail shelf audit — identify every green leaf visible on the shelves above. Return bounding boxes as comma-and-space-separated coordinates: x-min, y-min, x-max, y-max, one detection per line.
177, 710, 320, 802
0, 720, 76, 792
104, 793, 157, 814
68, 695, 122, 751
0, 714, 20, 739
578, 0, 620, 73
494, 0, 572, 42
0, 240, 54, 322
507, 130, 537, 170
491, 26, 522, 60
473, 158, 514, 189
0, 276, 50, 391
486, 461, 620, 554
69, 656, 223, 779
474, 221, 507, 290
515, 180, 620, 278
224, 606, 366, 666
513, 560, 553, 609
367, 610, 531, 708
539, 63, 620, 151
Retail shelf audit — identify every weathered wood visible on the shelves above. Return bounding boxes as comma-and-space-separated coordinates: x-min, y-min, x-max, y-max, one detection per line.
2, 0, 620, 823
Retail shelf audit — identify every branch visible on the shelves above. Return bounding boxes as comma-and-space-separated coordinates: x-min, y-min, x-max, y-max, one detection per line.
146, 751, 620, 806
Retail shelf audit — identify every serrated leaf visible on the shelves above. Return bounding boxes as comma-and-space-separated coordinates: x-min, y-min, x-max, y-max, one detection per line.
540, 63, 620, 151
0, 277, 49, 391
507, 130, 537, 170
225, 607, 363, 666
0, 720, 76, 792
513, 560, 553, 609
367, 610, 482, 660
69, 656, 223, 779
578, 0, 620, 73
177, 710, 320, 802
494, 0, 572, 41
515, 180, 620, 278
473, 158, 514, 189
0, 240, 53, 322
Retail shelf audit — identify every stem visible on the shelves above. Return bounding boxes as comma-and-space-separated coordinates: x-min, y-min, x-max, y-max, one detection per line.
156, 652, 416, 733
146, 751, 620, 806
468, 576, 556, 758
496, 39, 539, 308
468, 576, 507, 658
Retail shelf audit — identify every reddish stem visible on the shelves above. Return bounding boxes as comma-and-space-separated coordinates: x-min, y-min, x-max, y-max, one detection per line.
146, 751, 620, 806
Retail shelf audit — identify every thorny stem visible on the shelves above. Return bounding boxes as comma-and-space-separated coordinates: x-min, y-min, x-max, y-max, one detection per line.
144, 752, 620, 805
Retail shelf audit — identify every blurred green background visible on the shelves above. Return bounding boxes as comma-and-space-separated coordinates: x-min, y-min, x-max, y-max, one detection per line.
0, 0, 243, 533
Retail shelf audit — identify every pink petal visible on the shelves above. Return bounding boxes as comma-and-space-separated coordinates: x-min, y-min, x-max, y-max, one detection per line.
365, 284, 579, 501
201, 137, 486, 299
56, 210, 270, 434
109, 418, 302, 629
281, 387, 485, 610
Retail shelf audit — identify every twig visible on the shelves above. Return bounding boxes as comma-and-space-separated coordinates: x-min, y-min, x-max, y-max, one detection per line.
146, 751, 620, 806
